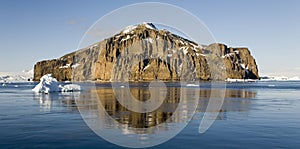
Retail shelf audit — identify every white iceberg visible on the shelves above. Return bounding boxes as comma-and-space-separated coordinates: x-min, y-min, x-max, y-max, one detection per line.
186, 84, 199, 87
59, 84, 81, 92
32, 74, 82, 93
32, 74, 60, 93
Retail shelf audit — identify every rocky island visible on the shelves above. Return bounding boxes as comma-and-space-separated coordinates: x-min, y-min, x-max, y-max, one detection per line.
33, 23, 259, 82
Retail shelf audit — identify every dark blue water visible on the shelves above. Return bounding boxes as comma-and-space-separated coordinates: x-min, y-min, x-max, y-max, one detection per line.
0, 81, 300, 148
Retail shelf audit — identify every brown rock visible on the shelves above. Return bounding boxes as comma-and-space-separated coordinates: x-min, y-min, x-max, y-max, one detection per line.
33, 23, 259, 82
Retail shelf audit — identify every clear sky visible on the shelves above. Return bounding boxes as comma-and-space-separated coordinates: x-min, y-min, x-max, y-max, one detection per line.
0, 0, 299, 77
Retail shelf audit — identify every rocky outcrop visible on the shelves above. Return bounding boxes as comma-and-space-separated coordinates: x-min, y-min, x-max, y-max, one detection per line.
33, 23, 259, 82
204, 43, 259, 79
33, 52, 74, 81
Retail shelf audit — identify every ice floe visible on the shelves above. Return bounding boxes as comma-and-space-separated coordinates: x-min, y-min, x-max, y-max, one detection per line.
186, 84, 199, 87
226, 78, 257, 82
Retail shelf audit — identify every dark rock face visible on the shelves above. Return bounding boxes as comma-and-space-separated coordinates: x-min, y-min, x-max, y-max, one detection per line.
33, 23, 259, 82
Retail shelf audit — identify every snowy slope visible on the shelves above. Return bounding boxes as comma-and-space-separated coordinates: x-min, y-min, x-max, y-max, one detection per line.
0, 69, 33, 82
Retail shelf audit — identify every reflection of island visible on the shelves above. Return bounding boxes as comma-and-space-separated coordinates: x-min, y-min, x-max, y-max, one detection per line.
96, 87, 181, 128
33, 84, 257, 134
198, 89, 257, 120
76, 86, 257, 131
75, 86, 199, 135
76, 87, 194, 131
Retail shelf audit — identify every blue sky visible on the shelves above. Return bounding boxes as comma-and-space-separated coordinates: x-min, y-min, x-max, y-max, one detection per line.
0, 0, 299, 77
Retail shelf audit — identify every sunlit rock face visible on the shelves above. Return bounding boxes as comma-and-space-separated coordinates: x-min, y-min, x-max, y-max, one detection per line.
33, 23, 259, 82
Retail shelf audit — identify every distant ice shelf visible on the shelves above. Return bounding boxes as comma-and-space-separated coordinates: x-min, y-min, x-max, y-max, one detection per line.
226, 78, 257, 83
226, 76, 300, 83
0, 69, 33, 83
259, 76, 300, 81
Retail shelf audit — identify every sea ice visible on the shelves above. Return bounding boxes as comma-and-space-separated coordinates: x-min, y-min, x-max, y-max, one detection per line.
186, 84, 199, 87
60, 84, 81, 92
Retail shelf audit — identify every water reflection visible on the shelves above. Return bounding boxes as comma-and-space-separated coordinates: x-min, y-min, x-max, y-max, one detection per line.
74, 86, 256, 131
198, 89, 257, 120
33, 92, 78, 112
75, 86, 198, 134
97, 87, 181, 128
33, 84, 257, 132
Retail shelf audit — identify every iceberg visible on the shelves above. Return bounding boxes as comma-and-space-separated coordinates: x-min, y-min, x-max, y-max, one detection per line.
186, 84, 199, 87
226, 78, 257, 82
59, 84, 81, 92
32, 74, 60, 93
32, 74, 82, 93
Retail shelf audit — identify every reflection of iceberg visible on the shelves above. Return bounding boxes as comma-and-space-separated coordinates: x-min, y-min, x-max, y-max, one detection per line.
33, 93, 58, 112
39, 96, 52, 112
33, 92, 80, 112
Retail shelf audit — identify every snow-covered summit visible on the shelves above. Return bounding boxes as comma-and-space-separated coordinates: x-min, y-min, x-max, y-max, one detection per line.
122, 25, 137, 34
141, 22, 157, 30
121, 22, 157, 34
117, 22, 203, 57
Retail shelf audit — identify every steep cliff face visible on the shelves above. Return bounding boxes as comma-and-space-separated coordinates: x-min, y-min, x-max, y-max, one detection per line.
204, 43, 259, 79
33, 52, 74, 81
33, 23, 259, 81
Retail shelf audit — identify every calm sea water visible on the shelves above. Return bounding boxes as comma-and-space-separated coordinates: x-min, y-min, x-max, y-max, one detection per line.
0, 81, 300, 148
